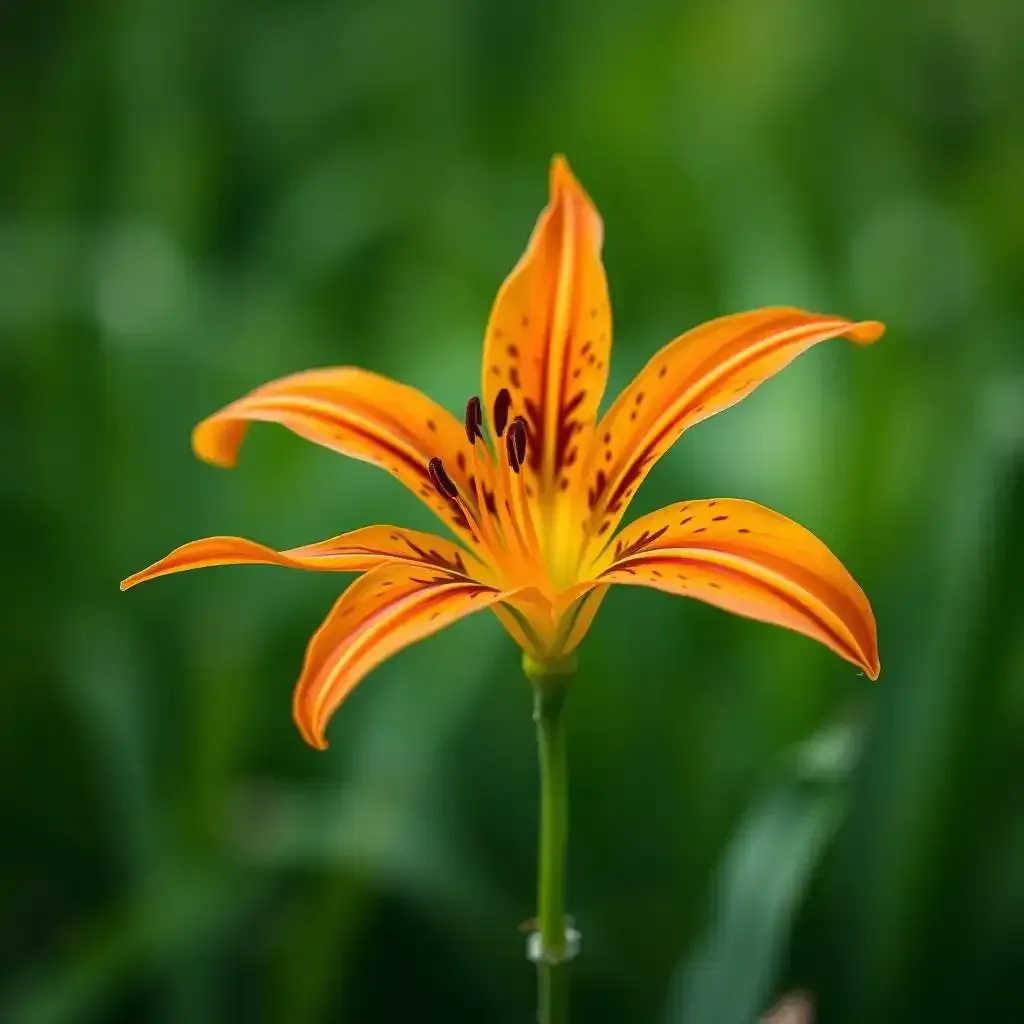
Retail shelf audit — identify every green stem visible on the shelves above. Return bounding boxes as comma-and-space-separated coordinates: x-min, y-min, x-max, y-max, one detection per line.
525, 654, 577, 1024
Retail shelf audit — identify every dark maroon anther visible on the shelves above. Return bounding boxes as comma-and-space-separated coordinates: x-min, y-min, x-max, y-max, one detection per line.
510, 416, 528, 467
493, 387, 512, 437
505, 430, 521, 474
428, 457, 458, 500
465, 396, 483, 444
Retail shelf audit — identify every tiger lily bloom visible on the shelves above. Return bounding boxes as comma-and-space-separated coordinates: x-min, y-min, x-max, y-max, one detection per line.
121, 157, 882, 750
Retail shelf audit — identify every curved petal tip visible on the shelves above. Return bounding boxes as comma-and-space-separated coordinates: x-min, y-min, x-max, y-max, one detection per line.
550, 152, 573, 184
848, 320, 886, 345
300, 721, 330, 751
191, 417, 244, 468
547, 153, 604, 249
549, 154, 589, 203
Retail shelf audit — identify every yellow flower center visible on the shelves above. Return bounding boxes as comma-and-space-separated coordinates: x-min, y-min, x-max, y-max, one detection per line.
427, 388, 569, 600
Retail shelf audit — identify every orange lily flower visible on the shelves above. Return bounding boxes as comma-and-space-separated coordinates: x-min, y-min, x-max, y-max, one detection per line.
122, 157, 882, 749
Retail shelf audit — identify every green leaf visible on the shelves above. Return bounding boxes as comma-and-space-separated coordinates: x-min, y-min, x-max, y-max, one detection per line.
665, 726, 858, 1024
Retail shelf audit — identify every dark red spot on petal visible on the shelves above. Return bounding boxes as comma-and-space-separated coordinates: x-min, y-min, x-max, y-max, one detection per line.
712, 515, 728, 522
612, 525, 669, 561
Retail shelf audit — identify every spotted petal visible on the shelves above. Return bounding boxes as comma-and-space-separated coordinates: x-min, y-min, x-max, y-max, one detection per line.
292, 563, 539, 748
120, 525, 492, 590
581, 309, 884, 554
589, 499, 879, 678
193, 368, 492, 548
482, 157, 611, 511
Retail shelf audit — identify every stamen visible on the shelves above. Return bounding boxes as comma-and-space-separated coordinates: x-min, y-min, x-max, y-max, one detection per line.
506, 430, 521, 474
497, 453, 530, 560
428, 456, 484, 550
510, 416, 528, 467
465, 396, 483, 444
469, 438, 508, 564
428, 457, 458, 501
506, 416, 543, 561
464, 395, 515, 570
493, 387, 512, 437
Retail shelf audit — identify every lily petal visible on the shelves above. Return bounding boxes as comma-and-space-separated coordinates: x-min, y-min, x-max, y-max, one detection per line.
491, 603, 547, 660
292, 563, 534, 748
482, 157, 611, 512
120, 525, 492, 590
192, 368, 490, 547
582, 308, 884, 549
556, 584, 609, 656
591, 499, 879, 678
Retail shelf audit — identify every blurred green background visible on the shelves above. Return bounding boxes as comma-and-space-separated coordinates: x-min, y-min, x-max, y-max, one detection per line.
2, 0, 1022, 1021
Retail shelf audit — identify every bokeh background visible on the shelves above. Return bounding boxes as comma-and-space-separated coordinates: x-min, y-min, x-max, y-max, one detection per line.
2, 0, 1022, 1021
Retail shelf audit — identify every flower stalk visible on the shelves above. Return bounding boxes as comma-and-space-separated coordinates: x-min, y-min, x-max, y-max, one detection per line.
526, 654, 578, 1024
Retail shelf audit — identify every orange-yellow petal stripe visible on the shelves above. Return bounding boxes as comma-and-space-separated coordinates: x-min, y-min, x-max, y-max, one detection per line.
582, 309, 884, 552
120, 525, 492, 591
192, 367, 493, 548
591, 499, 879, 678
292, 564, 538, 748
